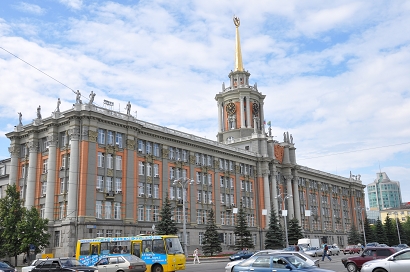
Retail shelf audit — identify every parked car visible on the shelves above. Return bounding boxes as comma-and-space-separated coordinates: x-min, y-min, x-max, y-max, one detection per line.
327, 245, 340, 256
366, 242, 380, 247
0, 262, 17, 272
22, 259, 47, 272
0, 261, 14, 268
232, 254, 333, 272
225, 250, 320, 272
31, 258, 97, 272
94, 255, 146, 272
397, 244, 409, 249
361, 248, 410, 272
342, 245, 361, 255
229, 250, 255, 261
304, 247, 324, 257
341, 247, 399, 272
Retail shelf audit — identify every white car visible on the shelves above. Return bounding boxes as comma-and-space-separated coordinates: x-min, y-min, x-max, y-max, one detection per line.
361, 248, 410, 272
224, 250, 319, 272
22, 259, 46, 272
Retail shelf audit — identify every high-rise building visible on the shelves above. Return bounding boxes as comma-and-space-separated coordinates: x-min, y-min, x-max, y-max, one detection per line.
3, 18, 365, 256
367, 172, 402, 211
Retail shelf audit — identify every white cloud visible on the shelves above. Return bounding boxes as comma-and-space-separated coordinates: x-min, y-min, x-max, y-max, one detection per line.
13, 2, 45, 15
59, 0, 83, 10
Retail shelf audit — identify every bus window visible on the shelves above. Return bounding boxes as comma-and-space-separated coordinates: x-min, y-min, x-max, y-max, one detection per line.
132, 242, 141, 258
101, 242, 111, 255
91, 245, 99, 255
80, 243, 90, 255
142, 241, 153, 253
152, 239, 166, 254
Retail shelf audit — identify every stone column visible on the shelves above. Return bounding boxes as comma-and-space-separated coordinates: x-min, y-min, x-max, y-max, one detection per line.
292, 174, 301, 224
25, 141, 38, 209
260, 102, 265, 134
271, 170, 279, 216
240, 96, 245, 128
45, 134, 58, 221
66, 128, 80, 221
246, 97, 251, 128
263, 171, 271, 228
217, 102, 222, 132
286, 175, 295, 218
8, 145, 20, 185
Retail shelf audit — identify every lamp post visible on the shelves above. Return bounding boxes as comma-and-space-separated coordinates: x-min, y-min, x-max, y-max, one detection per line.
173, 178, 194, 257
391, 212, 401, 244
356, 207, 367, 246
275, 193, 292, 248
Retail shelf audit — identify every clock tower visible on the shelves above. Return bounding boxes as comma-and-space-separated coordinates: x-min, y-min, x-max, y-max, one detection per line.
215, 16, 266, 145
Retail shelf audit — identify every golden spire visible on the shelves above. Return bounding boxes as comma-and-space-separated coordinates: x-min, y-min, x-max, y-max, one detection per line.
233, 15, 244, 72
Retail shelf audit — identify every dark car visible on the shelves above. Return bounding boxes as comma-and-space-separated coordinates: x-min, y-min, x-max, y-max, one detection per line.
0, 261, 17, 272
31, 258, 97, 272
229, 250, 255, 261
341, 247, 398, 272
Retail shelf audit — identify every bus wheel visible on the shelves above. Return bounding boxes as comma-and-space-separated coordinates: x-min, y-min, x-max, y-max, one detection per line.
151, 264, 163, 272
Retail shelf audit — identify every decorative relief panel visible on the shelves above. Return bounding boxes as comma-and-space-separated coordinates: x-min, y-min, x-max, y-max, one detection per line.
175, 161, 184, 168
147, 176, 152, 183
235, 165, 240, 174
214, 159, 219, 169
8, 146, 20, 157
162, 148, 169, 159
126, 139, 135, 150
107, 169, 114, 177
88, 130, 98, 143
145, 154, 154, 164
189, 155, 195, 164
106, 145, 116, 154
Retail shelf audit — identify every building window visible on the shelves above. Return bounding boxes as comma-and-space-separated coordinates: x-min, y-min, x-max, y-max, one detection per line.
105, 202, 112, 219
98, 152, 104, 168
138, 205, 144, 221
147, 163, 152, 177
115, 156, 122, 170
114, 202, 121, 220
115, 230, 122, 237
59, 203, 65, 219
106, 154, 113, 169
138, 140, 144, 153
139, 162, 145, 175
97, 176, 104, 191
54, 231, 60, 247
43, 159, 48, 173
41, 182, 47, 195
107, 131, 114, 145
154, 164, 159, 177
146, 142, 152, 154
153, 185, 159, 198
115, 178, 122, 193
153, 143, 159, 157
97, 229, 103, 237
146, 205, 151, 221
106, 230, 113, 237
96, 201, 102, 219
40, 205, 45, 218
138, 182, 144, 196
98, 129, 105, 144
116, 133, 123, 148
199, 232, 204, 245
153, 206, 159, 221
106, 177, 113, 192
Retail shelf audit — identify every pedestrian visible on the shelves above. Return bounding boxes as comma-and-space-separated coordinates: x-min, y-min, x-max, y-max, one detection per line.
193, 248, 200, 264
294, 243, 300, 252
321, 243, 332, 262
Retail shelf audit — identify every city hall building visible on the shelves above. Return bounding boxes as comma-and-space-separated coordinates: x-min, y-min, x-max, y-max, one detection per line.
2, 19, 365, 257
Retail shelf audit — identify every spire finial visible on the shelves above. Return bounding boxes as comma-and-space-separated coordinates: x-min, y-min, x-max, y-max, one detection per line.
233, 15, 244, 72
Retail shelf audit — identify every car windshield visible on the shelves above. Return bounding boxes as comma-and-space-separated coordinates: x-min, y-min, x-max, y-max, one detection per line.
165, 237, 183, 254
60, 259, 84, 267
283, 255, 312, 268
123, 255, 143, 262
0, 263, 10, 268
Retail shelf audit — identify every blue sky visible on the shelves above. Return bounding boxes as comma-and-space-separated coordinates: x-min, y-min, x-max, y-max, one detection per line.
1, 0, 410, 205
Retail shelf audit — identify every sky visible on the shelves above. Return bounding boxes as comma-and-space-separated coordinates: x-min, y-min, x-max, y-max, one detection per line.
1, 0, 410, 205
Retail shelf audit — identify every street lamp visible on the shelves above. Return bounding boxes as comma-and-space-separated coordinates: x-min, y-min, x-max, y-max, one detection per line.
275, 193, 292, 248
355, 207, 367, 246
173, 178, 194, 257
390, 212, 401, 244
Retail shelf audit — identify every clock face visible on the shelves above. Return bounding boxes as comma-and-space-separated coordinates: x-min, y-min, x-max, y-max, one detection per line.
226, 102, 236, 115
253, 103, 259, 114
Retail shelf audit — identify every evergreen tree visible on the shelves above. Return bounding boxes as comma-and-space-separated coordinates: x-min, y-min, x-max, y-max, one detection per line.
347, 224, 361, 245
287, 217, 303, 246
18, 207, 50, 259
202, 209, 222, 256
264, 207, 284, 249
363, 217, 375, 244
384, 215, 396, 246
0, 184, 25, 265
234, 201, 254, 250
156, 193, 178, 235
375, 218, 387, 244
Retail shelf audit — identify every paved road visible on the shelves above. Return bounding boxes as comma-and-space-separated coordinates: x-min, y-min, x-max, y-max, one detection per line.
185, 253, 352, 272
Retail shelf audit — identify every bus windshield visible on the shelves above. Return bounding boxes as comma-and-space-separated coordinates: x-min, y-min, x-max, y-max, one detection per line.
165, 237, 183, 254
